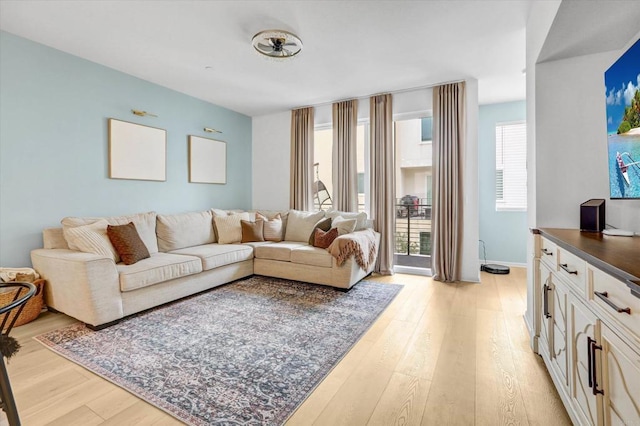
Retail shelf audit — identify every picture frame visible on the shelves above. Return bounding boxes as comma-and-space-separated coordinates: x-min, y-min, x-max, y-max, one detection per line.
604, 38, 640, 199
108, 118, 166, 181
188, 135, 226, 184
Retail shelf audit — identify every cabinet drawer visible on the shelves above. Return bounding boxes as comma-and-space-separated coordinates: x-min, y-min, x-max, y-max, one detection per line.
557, 248, 586, 295
540, 237, 558, 269
591, 267, 640, 344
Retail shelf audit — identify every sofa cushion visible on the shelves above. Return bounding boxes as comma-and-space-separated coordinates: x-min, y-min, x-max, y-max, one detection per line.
156, 210, 215, 251
117, 252, 202, 292
256, 212, 284, 242
326, 210, 369, 231
331, 216, 358, 235
241, 219, 264, 243
284, 210, 325, 242
107, 222, 150, 265
63, 219, 119, 262
308, 217, 332, 245
254, 242, 308, 262
170, 244, 254, 271
313, 227, 339, 249
214, 212, 250, 244
43, 228, 70, 250
290, 246, 333, 268
62, 211, 159, 254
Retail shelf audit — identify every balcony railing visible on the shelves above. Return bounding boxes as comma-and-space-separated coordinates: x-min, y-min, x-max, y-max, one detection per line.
394, 199, 431, 269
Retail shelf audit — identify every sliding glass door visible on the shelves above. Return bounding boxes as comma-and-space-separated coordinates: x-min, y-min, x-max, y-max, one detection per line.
394, 116, 433, 271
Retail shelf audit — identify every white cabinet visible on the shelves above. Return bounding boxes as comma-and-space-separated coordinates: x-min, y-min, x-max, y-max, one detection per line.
539, 261, 553, 359
600, 324, 640, 425
551, 279, 569, 389
569, 293, 600, 425
532, 230, 640, 426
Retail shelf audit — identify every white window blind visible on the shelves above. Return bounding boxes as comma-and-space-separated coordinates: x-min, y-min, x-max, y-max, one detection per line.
495, 121, 527, 211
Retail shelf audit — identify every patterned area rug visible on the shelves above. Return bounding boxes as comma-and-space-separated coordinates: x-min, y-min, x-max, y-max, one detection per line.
35, 276, 402, 425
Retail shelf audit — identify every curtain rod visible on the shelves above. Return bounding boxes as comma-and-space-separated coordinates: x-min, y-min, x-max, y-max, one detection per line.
294, 78, 465, 110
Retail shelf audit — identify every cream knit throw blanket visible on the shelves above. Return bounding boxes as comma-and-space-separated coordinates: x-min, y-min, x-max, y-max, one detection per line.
0, 267, 40, 283
328, 229, 378, 270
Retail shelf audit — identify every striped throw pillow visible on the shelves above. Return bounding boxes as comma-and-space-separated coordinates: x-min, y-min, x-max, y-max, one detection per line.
214, 212, 250, 244
256, 212, 284, 242
63, 219, 119, 262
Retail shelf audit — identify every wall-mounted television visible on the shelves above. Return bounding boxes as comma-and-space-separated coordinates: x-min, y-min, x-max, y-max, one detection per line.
605, 38, 640, 199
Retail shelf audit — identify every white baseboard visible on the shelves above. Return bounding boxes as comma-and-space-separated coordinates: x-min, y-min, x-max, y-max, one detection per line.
480, 259, 527, 268
393, 265, 432, 276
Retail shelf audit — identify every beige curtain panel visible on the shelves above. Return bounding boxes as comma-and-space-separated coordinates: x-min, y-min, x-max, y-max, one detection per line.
332, 99, 359, 212
369, 93, 394, 275
431, 82, 466, 282
290, 107, 315, 210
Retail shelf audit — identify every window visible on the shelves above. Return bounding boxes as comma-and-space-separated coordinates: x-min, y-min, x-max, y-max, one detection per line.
313, 123, 369, 212
356, 124, 369, 213
421, 117, 433, 142
314, 127, 333, 210
495, 121, 527, 211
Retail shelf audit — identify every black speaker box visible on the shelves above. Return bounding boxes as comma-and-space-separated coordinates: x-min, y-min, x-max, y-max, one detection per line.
580, 199, 605, 232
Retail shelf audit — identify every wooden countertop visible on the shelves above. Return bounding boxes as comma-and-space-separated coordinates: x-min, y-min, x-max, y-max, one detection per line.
535, 228, 640, 296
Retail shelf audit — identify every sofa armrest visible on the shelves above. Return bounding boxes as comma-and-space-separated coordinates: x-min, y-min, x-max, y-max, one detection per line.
31, 248, 124, 327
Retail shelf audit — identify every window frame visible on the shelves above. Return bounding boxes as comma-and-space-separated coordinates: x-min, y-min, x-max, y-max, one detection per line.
495, 120, 527, 212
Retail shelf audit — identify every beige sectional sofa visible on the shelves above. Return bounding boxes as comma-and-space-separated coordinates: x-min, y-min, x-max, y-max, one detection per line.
30, 209, 380, 329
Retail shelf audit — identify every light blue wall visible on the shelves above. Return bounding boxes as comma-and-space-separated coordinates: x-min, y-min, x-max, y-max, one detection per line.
0, 31, 252, 266
478, 101, 527, 264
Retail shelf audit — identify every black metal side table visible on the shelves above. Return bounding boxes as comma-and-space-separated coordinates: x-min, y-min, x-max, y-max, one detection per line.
0, 282, 36, 426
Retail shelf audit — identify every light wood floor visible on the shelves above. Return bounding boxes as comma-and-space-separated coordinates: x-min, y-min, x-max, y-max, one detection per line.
3, 269, 571, 425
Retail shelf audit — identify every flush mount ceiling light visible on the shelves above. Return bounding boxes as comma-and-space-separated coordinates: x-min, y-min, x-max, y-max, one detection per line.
252, 29, 303, 59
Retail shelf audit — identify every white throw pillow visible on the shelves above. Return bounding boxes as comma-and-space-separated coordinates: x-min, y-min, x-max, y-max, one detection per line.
256, 212, 284, 242
63, 219, 119, 261
331, 216, 357, 235
326, 210, 368, 231
284, 210, 325, 242
214, 212, 250, 244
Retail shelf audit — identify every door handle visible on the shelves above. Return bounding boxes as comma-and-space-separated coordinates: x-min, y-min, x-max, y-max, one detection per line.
589, 338, 604, 396
543, 282, 551, 319
560, 263, 578, 275
595, 291, 631, 314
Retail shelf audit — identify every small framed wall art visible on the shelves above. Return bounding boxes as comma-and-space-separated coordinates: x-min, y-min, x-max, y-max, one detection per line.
108, 118, 167, 181
188, 135, 226, 184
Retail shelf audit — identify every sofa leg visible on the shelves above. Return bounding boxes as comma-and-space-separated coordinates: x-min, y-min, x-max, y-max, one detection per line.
86, 319, 121, 331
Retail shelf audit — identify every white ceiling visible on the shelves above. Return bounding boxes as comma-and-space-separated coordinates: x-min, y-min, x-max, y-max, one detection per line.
0, 1, 533, 117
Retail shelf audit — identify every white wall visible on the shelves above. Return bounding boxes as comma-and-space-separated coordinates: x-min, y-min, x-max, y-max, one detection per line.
524, 0, 562, 344
252, 111, 291, 210
461, 79, 480, 282
536, 49, 640, 232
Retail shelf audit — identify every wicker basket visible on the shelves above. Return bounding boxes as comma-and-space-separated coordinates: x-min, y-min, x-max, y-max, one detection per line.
0, 279, 45, 328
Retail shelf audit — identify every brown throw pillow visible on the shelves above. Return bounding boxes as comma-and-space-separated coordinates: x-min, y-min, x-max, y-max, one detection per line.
313, 227, 339, 249
107, 222, 150, 265
241, 219, 265, 243
308, 217, 332, 245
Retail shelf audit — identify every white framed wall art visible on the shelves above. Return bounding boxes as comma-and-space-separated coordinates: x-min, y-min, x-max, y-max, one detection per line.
108, 118, 167, 181
188, 135, 226, 184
